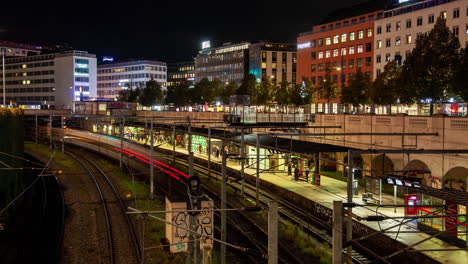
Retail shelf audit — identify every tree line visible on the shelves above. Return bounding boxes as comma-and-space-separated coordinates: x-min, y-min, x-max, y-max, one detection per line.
120, 16, 467, 115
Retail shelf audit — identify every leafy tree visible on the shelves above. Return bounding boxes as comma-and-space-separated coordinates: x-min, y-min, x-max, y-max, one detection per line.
255, 78, 273, 105
236, 74, 256, 96
174, 82, 190, 107
454, 48, 468, 101
400, 15, 461, 115
289, 83, 306, 106
165, 86, 176, 104
211, 78, 224, 103
275, 80, 290, 106
191, 78, 210, 104
139, 79, 163, 106
301, 77, 315, 105
316, 64, 338, 105
341, 68, 369, 107
117, 82, 141, 102
220, 82, 238, 104
369, 60, 400, 106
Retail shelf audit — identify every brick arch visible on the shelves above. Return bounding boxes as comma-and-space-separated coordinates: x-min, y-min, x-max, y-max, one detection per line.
443, 166, 468, 192
371, 154, 394, 176
405, 159, 434, 188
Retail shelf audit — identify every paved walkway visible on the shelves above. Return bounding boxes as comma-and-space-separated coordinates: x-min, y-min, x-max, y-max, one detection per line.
69, 129, 467, 263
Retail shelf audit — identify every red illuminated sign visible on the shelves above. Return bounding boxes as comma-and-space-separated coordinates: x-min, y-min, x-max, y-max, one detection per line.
445, 201, 458, 236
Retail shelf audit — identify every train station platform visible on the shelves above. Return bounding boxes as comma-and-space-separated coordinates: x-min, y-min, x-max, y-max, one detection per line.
66, 129, 467, 264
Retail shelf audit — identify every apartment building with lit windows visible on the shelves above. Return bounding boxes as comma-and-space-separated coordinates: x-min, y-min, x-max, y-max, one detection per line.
97, 60, 167, 100
297, 10, 383, 112
0, 50, 97, 109
374, 0, 468, 78
249, 42, 297, 84
167, 61, 195, 90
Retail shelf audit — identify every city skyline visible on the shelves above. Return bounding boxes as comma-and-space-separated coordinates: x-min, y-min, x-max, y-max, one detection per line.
0, 0, 375, 62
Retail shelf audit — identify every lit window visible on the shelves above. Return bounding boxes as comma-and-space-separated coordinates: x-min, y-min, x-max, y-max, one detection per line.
325, 50, 331, 58
333, 49, 339, 57
22, 64, 27, 69
357, 44, 363, 53
261, 63, 267, 69
341, 47, 347, 56
367, 28, 372, 37
466, 24, 468, 34
318, 51, 324, 59
318, 38, 323, 46
377, 40, 382, 49
333, 35, 339, 44
22, 72, 27, 76
396, 21, 401, 31
349, 46, 355, 54
406, 35, 412, 44
325, 37, 331, 45
349, 32, 355, 41
385, 53, 391, 62
341, 34, 347, 42
358, 30, 364, 39
395, 37, 401, 46
441, 11, 447, 19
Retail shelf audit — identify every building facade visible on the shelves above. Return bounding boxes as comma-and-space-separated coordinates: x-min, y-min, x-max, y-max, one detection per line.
97, 60, 167, 100
374, 0, 468, 78
248, 42, 297, 84
297, 10, 383, 108
167, 61, 195, 90
0, 50, 97, 109
0, 40, 51, 57
195, 42, 250, 85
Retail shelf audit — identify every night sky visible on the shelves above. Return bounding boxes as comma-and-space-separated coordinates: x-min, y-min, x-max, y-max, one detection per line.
1, 0, 372, 63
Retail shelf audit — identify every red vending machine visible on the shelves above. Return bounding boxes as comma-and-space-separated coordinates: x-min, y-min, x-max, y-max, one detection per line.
404, 194, 418, 215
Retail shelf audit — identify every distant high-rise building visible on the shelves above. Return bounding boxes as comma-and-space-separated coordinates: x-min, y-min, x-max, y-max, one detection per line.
195, 42, 250, 86
97, 60, 167, 100
297, 9, 384, 112
248, 42, 297, 84
167, 61, 195, 90
195, 41, 297, 86
374, 0, 468, 78
0, 50, 97, 109
0, 40, 52, 57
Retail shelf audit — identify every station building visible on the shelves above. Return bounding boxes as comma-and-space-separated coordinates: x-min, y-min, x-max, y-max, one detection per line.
374, 0, 468, 78
97, 60, 167, 100
0, 50, 97, 109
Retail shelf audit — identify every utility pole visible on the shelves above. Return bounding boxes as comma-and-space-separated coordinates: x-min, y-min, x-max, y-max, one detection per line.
332, 200, 343, 264
221, 151, 227, 264
268, 200, 278, 264
346, 149, 354, 259
240, 129, 245, 197
150, 119, 154, 199
120, 117, 124, 168
49, 114, 52, 149
256, 133, 260, 206
2, 50, 5, 107
35, 114, 38, 144
207, 127, 211, 179
61, 116, 65, 153
172, 125, 176, 165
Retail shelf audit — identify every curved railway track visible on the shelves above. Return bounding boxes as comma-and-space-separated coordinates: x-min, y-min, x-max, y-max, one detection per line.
65, 149, 141, 264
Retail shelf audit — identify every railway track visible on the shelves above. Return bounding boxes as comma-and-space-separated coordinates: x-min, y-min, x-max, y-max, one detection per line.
65, 149, 141, 264
170, 154, 373, 264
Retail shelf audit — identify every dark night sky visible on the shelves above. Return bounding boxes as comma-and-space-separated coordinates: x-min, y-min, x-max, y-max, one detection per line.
0, 0, 372, 63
